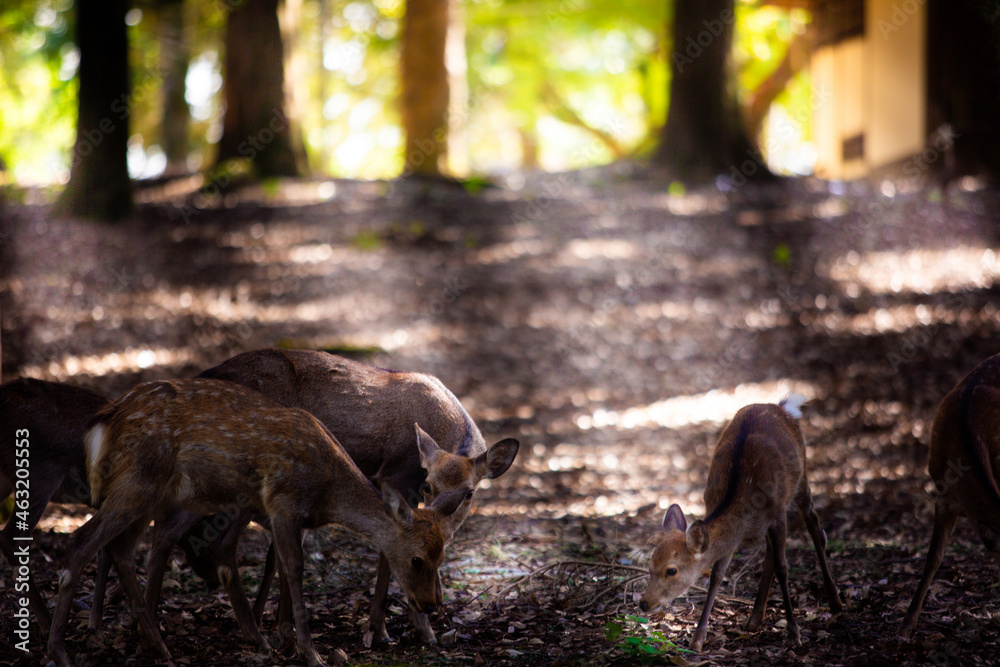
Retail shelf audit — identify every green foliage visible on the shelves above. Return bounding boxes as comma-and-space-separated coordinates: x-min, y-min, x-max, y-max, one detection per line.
0, 0, 77, 184
605, 614, 693, 663
772, 242, 791, 267
0, 0, 812, 183
350, 229, 384, 251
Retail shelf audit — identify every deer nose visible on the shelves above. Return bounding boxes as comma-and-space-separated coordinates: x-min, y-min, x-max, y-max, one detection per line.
639, 599, 649, 612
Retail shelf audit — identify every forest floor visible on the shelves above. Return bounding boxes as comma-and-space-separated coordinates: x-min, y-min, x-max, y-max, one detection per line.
2, 165, 1000, 666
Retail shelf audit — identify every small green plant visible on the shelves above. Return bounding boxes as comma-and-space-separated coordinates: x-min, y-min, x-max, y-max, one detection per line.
350, 230, 383, 251
605, 614, 692, 662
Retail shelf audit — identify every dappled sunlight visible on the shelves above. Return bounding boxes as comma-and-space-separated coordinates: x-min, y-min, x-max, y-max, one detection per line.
555, 238, 639, 264
628, 190, 730, 216
576, 380, 819, 431
801, 300, 999, 336
827, 246, 1000, 296
472, 238, 551, 265
19, 345, 196, 381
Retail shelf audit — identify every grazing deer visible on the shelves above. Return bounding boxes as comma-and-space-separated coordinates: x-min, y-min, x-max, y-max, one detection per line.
898, 353, 1000, 639
189, 348, 519, 643
46, 378, 458, 667
639, 395, 843, 650
1, 378, 109, 635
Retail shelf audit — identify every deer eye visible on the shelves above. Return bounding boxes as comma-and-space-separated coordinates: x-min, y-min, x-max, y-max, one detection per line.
665, 568, 677, 577
411, 556, 423, 569
421, 482, 432, 495
465, 488, 475, 500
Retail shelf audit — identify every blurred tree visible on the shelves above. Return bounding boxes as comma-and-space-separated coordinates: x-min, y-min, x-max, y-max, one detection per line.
281, 0, 312, 174
401, 0, 449, 175
53, 0, 133, 220
216, 0, 300, 176
654, 0, 767, 184
926, 0, 1000, 174
156, 0, 190, 175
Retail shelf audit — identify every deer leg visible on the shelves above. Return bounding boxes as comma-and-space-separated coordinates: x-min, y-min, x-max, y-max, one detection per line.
215, 513, 270, 651
145, 509, 206, 617
48, 507, 149, 667
796, 481, 843, 612
898, 500, 959, 639
746, 539, 775, 631
1, 463, 67, 635
107, 521, 173, 664
369, 553, 393, 643
768, 521, 802, 647
270, 518, 331, 667
88, 546, 112, 638
253, 542, 277, 624
274, 560, 296, 652
689, 553, 732, 651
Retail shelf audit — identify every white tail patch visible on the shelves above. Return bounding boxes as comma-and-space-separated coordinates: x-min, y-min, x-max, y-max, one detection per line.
84, 422, 108, 505
779, 393, 807, 419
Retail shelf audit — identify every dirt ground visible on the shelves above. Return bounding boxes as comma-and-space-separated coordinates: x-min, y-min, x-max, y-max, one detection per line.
2, 166, 1000, 666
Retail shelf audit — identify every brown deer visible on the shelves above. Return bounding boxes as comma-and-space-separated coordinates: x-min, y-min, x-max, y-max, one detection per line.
186, 348, 519, 644
898, 353, 1000, 639
1, 378, 109, 635
45, 378, 458, 667
639, 395, 843, 650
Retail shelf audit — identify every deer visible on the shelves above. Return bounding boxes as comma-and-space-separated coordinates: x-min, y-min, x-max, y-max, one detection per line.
177, 347, 519, 644
638, 395, 843, 650
898, 352, 1000, 639
1, 378, 109, 636
45, 378, 459, 667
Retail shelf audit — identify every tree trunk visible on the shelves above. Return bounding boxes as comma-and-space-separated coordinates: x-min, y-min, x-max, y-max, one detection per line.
401, 0, 450, 176
53, 0, 133, 220
158, 0, 190, 175
653, 0, 767, 185
280, 0, 311, 174
216, 0, 299, 177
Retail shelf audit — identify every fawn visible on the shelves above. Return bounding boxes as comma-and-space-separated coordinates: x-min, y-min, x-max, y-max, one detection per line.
898, 352, 1000, 638
45, 378, 457, 667
639, 395, 843, 650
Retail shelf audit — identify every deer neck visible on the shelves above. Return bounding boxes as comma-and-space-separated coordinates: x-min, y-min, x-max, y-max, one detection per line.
317, 479, 398, 553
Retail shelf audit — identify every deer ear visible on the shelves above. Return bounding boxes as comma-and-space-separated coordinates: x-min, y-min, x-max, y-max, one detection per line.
381, 482, 413, 527
662, 504, 687, 533
429, 487, 465, 516
474, 438, 519, 480
686, 520, 710, 555
415, 423, 442, 469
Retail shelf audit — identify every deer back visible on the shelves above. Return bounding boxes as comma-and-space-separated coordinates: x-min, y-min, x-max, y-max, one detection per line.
0, 378, 109, 505
86, 379, 357, 523
197, 349, 494, 502
703, 403, 804, 535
